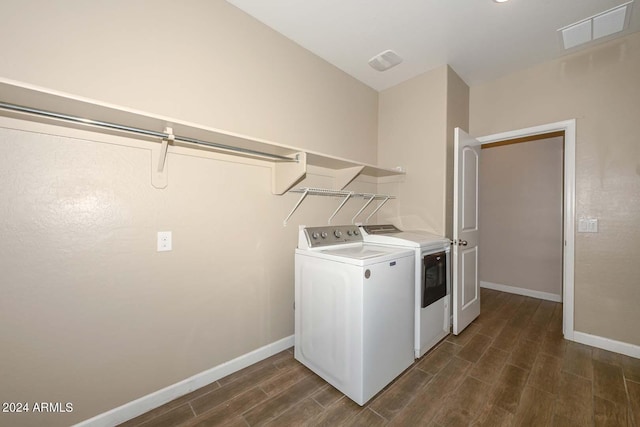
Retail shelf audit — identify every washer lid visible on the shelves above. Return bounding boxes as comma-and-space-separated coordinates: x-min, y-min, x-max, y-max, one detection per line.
323, 246, 391, 260
297, 243, 414, 265
361, 227, 450, 249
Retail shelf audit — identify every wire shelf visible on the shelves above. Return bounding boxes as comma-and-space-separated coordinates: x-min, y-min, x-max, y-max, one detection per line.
283, 187, 396, 226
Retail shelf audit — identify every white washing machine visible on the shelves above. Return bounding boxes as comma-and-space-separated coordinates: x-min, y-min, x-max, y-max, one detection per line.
360, 224, 451, 358
295, 225, 415, 406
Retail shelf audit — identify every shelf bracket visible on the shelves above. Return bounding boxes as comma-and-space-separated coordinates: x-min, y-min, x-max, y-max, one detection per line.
351, 194, 376, 224
364, 196, 391, 224
283, 187, 310, 226
151, 127, 174, 189
334, 166, 365, 190
272, 152, 306, 195
328, 192, 353, 224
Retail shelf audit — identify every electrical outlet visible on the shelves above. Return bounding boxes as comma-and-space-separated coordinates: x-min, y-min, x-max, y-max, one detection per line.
157, 231, 172, 251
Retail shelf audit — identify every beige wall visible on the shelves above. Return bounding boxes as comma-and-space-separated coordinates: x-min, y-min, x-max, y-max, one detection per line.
0, 1, 380, 426
0, 121, 380, 427
0, 0, 377, 163
378, 65, 447, 234
470, 32, 640, 346
445, 67, 470, 238
479, 137, 564, 297
377, 66, 468, 238
3, 1, 637, 425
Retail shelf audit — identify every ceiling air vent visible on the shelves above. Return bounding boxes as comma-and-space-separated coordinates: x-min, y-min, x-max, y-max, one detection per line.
559, 1, 634, 50
368, 50, 403, 72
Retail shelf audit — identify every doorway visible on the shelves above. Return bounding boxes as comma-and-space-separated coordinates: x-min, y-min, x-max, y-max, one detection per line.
475, 120, 576, 340
479, 131, 564, 301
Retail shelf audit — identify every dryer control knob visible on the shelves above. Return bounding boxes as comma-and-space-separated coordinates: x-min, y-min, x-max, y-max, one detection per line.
347, 230, 353, 236
320, 232, 328, 239
311, 232, 320, 239
354, 229, 360, 235
334, 230, 343, 238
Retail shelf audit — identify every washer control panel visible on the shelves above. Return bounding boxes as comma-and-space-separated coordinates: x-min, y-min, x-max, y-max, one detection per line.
300, 225, 362, 248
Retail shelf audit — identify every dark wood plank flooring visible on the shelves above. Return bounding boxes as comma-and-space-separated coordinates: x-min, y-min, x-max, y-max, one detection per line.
118, 289, 640, 426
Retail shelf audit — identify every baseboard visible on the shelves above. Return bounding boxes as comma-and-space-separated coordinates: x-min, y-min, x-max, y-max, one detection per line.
480, 281, 562, 303
73, 335, 295, 427
573, 331, 640, 359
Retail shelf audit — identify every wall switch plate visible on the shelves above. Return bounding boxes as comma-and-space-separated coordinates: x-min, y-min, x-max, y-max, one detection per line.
578, 217, 598, 233
157, 231, 172, 251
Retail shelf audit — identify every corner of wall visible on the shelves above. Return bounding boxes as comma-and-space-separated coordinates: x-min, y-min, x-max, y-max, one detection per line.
444, 66, 470, 238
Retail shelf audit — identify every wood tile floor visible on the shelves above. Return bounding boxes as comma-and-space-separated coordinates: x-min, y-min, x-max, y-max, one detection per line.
119, 289, 640, 426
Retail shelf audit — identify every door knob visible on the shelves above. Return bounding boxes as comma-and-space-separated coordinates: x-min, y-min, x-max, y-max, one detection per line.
459, 240, 468, 246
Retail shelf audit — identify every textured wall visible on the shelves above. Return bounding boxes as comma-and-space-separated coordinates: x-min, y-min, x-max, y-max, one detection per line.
445, 67, 470, 239
377, 66, 468, 238
0, 1, 380, 425
0, 120, 381, 427
377, 66, 448, 234
0, 0, 378, 163
471, 32, 640, 346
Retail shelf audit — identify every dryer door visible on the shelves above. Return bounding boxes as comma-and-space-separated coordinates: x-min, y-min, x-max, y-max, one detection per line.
422, 251, 447, 308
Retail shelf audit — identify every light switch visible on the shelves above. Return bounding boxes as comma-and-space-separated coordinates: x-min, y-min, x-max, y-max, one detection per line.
157, 231, 172, 251
578, 217, 598, 233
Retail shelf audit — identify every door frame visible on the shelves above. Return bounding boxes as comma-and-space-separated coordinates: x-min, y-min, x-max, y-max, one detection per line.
475, 119, 576, 340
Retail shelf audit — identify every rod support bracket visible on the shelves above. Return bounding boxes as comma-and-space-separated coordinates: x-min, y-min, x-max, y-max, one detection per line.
272, 152, 307, 195
151, 127, 174, 189
157, 127, 174, 172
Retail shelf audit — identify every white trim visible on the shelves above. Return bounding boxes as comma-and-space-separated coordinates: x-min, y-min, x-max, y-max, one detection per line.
573, 331, 640, 359
476, 119, 576, 341
73, 335, 295, 427
480, 281, 562, 303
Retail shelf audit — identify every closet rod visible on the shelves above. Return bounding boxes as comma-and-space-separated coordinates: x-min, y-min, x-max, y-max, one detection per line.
0, 101, 297, 162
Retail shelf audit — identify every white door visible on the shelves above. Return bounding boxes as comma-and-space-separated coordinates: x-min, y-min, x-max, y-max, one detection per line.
453, 128, 481, 335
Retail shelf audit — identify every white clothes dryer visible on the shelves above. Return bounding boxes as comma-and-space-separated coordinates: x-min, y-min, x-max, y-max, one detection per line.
360, 224, 451, 358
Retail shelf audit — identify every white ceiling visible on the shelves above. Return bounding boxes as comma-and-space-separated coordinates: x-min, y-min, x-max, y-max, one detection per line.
226, 0, 639, 91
